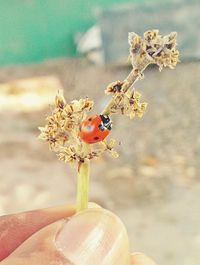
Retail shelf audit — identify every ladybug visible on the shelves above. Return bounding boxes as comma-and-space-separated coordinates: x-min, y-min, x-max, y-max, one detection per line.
79, 114, 112, 144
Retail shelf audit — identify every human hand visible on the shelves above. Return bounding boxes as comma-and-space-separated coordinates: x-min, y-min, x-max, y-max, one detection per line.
0, 204, 156, 265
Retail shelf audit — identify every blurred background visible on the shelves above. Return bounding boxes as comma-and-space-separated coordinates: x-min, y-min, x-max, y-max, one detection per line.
0, 0, 200, 265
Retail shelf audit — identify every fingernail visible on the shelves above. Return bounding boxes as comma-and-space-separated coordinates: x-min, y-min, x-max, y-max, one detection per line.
55, 209, 130, 265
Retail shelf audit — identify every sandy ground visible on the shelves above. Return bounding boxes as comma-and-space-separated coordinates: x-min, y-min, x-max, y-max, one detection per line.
0, 59, 200, 265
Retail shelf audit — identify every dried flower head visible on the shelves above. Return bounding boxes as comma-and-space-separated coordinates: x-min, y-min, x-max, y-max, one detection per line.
39, 92, 118, 163
39, 94, 93, 148
104, 84, 147, 119
129, 29, 179, 70
126, 90, 148, 119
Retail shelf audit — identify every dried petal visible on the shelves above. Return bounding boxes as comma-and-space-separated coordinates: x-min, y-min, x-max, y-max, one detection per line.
110, 150, 119, 158
55, 93, 66, 109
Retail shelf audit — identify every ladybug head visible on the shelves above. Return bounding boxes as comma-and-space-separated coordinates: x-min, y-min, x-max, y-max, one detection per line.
100, 115, 112, 130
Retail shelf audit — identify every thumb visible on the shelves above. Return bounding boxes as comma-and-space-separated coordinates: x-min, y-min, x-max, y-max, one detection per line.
2, 208, 130, 265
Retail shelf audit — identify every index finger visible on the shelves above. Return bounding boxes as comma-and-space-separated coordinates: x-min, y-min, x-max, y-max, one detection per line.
0, 204, 76, 261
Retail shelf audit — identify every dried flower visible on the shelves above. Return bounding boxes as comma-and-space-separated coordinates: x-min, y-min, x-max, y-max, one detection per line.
129, 29, 179, 70
39, 92, 118, 163
105, 80, 124, 95
127, 91, 148, 119
103, 80, 147, 119
99, 138, 119, 158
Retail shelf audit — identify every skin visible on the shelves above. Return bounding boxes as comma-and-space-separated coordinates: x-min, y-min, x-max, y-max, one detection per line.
0, 204, 156, 265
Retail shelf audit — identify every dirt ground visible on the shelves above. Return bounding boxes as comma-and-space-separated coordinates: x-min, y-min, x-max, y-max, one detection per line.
0, 59, 199, 265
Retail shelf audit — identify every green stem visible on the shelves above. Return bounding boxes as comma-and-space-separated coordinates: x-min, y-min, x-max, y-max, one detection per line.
76, 160, 90, 212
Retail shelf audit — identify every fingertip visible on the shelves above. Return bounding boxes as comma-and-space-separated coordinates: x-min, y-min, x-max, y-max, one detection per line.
88, 202, 102, 209
0, 204, 76, 261
131, 253, 156, 265
56, 208, 130, 265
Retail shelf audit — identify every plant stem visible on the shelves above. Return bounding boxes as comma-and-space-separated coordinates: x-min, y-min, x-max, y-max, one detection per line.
102, 60, 150, 116
76, 160, 90, 212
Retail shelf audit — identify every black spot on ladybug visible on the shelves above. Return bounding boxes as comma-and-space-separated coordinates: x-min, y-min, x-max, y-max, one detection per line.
98, 124, 104, 131
88, 118, 92, 121
94, 136, 99, 141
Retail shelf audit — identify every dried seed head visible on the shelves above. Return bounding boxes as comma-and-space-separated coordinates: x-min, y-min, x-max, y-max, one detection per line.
39, 94, 94, 162
127, 91, 148, 119
129, 29, 179, 70
103, 85, 147, 119
39, 93, 118, 163
99, 138, 119, 158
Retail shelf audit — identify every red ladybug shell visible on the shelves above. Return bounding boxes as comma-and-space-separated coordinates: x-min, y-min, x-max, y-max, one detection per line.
79, 115, 111, 144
